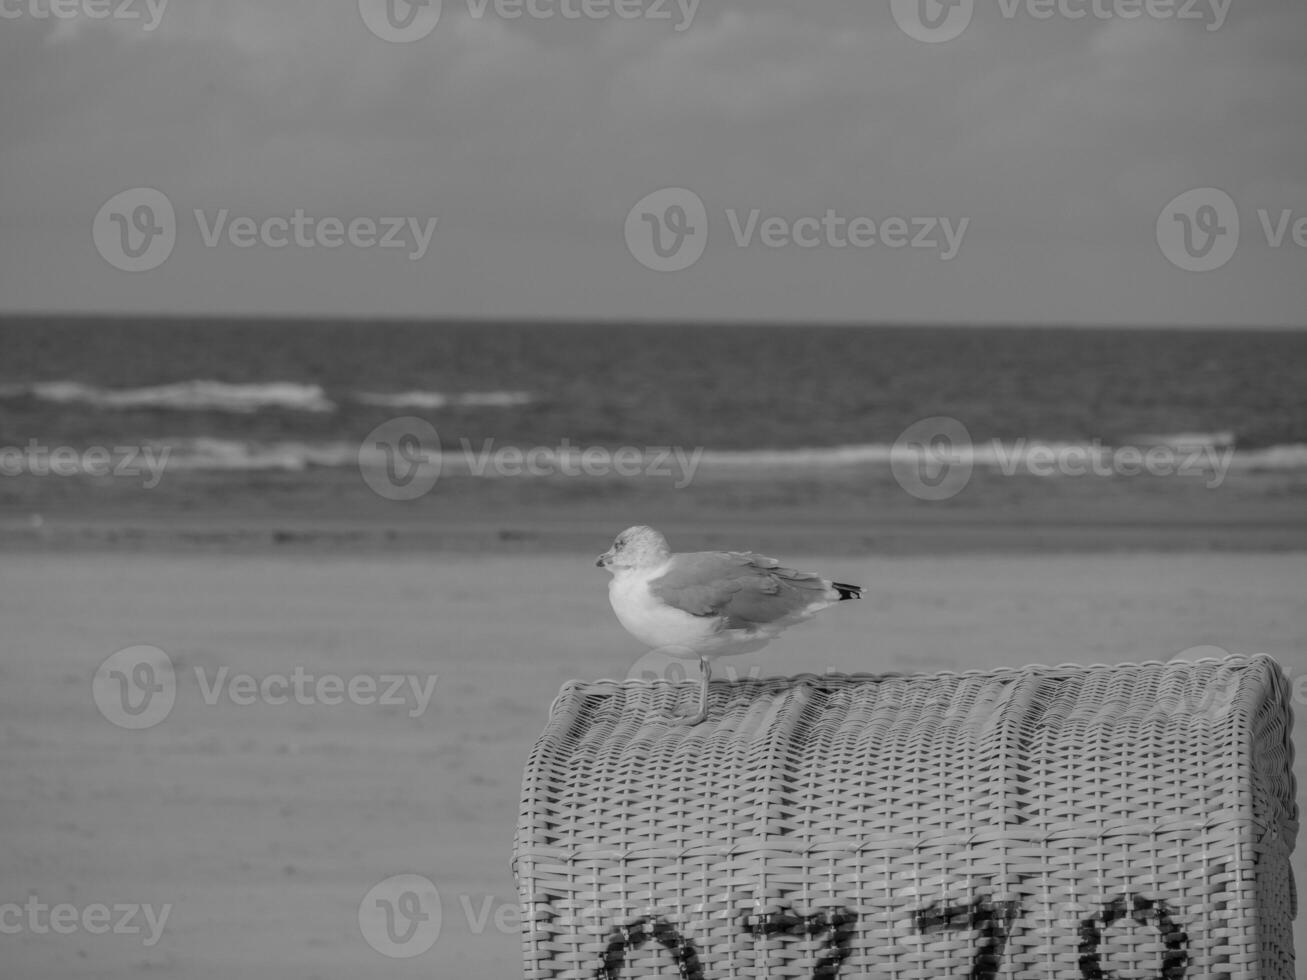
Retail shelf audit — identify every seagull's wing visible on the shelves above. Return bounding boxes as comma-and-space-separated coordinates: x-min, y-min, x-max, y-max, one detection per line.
648, 551, 834, 629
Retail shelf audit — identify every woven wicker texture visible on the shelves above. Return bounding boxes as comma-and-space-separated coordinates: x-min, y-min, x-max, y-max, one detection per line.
514, 655, 1297, 980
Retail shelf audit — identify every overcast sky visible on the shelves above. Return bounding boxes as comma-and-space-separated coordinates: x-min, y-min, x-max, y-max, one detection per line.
0, 0, 1303, 325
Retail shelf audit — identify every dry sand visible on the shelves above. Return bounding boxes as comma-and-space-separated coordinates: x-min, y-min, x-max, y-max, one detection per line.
2, 549, 1305, 978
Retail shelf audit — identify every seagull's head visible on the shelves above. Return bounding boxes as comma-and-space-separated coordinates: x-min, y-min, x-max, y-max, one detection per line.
596, 525, 670, 573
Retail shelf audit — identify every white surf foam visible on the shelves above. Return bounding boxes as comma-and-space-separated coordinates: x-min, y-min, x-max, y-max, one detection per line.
7, 380, 335, 413
356, 390, 532, 409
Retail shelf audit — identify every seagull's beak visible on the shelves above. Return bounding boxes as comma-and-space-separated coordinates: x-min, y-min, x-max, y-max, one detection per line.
595, 550, 613, 567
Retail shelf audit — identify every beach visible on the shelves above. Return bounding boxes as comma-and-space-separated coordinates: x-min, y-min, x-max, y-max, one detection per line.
6, 0, 1307, 973
2, 542, 1304, 978
2, 318, 1304, 976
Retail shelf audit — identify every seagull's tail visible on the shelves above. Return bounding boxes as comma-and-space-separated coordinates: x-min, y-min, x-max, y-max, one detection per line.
832, 582, 863, 601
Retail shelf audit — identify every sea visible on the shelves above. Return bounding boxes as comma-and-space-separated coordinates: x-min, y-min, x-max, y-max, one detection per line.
1, 317, 1304, 546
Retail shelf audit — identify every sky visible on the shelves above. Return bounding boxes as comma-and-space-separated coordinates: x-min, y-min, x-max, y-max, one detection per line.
0, 0, 1304, 325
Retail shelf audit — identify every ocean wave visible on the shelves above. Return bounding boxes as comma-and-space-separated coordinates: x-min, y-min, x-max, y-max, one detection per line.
135, 437, 1307, 475
161, 438, 355, 471
705, 439, 1307, 473
1, 380, 335, 413
355, 390, 532, 409
1123, 431, 1236, 449
0, 380, 532, 414
1231, 444, 1307, 470
700, 445, 899, 466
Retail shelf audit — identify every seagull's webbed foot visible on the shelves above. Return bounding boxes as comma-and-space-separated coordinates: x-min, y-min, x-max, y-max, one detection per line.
678, 658, 710, 725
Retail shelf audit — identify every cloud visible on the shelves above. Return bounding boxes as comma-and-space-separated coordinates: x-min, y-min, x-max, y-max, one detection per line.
0, 0, 1304, 322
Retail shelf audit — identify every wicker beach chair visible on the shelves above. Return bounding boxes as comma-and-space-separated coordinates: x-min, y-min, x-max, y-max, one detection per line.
514, 654, 1297, 979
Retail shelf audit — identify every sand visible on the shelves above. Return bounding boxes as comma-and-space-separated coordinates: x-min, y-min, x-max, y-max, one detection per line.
1, 549, 1305, 978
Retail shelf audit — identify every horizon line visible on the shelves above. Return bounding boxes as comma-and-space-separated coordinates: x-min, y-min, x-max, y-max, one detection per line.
1, 311, 1304, 331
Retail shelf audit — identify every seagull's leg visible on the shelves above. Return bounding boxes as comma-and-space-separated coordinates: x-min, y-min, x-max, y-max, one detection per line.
683, 657, 710, 725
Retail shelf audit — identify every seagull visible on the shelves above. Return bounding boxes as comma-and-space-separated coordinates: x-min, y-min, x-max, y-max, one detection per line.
596, 525, 863, 724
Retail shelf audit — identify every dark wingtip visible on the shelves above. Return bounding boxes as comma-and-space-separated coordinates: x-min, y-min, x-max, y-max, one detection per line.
833, 583, 863, 601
